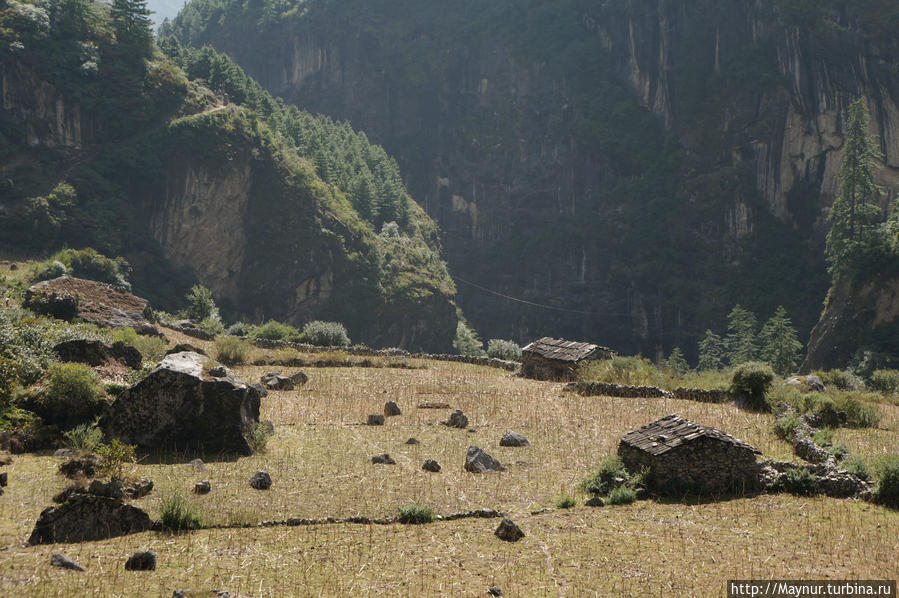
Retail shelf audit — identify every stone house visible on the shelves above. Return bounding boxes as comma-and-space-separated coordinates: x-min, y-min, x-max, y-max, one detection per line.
519, 337, 616, 381
617, 414, 762, 494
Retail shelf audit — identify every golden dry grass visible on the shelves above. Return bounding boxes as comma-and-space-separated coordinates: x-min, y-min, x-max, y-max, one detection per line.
1, 341, 897, 597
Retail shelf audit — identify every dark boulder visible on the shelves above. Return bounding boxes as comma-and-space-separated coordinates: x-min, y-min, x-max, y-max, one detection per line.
384, 401, 402, 417
494, 518, 524, 542
367, 414, 385, 426
250, 471, 272, 490
405, 437, 419, 445
104, 352, 261, 455
25, 276, 154, 329
465, 446, 505, 473
166, 343, 207, 356
499, 431, 529, 447
442, 410, 468, 429
372, 453, 396, 464
124, 551, 157, 571
261, 372, 294, 391
50, 553, 86, 572
28, 494, 152, 544
54, 339, 142, 369
59, 454, 101, 479
422, 459, 441, 472
194, 480, 212, 495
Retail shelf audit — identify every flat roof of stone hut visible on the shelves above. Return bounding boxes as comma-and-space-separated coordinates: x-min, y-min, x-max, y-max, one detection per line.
620, 414, 761, 456
521, 337, 612, 362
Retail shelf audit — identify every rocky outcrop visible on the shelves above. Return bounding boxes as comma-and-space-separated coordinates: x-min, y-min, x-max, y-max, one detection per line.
801, 275, 899, 372
28, 494, 152, 545
104, 352, 261, 455
25, 277, 155, 331
54, 339, 142, 369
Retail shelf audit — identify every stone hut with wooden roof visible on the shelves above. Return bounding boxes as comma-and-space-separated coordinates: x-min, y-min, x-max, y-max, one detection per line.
519, 337, 616, 381
618, 414, 762, 494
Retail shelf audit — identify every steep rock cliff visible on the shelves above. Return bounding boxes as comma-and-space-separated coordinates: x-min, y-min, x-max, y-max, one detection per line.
171, 0, 899, 357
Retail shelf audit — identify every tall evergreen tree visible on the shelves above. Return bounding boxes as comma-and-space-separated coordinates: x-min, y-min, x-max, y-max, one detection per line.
759, 306, 803, 377
825, 98, 883, 278
110, 0, 153, 58
725, 305, 757, 366
697, 329, 726, 371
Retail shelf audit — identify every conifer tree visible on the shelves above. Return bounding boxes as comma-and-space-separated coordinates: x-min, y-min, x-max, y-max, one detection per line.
759, 306, 803, 377
825, 98, 883, 278
697, 329, 726, 371
725, 305, 757, 366
110, 0, 153, 58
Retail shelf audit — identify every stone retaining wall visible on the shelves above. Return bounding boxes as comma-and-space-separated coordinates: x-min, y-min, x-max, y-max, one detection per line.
566, 381, 673, 398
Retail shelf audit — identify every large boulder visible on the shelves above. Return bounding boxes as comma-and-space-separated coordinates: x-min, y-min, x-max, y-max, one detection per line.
28, 494, 152, 544
25, 276, 156, 331
54, 339, 142, 369
104, 352, 261, 455
464, 445, 505, 473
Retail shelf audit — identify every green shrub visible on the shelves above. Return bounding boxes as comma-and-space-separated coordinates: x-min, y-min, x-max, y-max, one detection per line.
302, 320, 350, 347
43, 362, 101, 426
812, 427, 834, 446
729, 361, 774, 410
486, 339, 521, 361
580, 456, 630, 496
555, 494, 576, 509
226, 321, 252, 336
397, 503, 434, 524
63, 419, 103, 452
781, 467, 818, 496
581, 355, 658, 386
816, 369, 863, 391
246, 420, 274, 453
215, 336, 251, 365
842, 455, 871, 481
96, 438, 136, 478
826, 392, 882, 428
110, 327, 166, 365
184, 285, 220, 324
65, 248, 128, 288
772, 413, 801, 441
606, 485, 637, 505
0, 356, 18, 413
830, 442, 850, 460
160, 491, 204, 532
252, 319, 298, 341
197, 317, 225, 336
869, 369, 899, 394
453, 321, 484, 356
873, 454, 899, 506
32, 260, 67, 282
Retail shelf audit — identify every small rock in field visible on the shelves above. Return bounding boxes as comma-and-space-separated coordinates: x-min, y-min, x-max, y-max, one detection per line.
585, 496, 605, 507
88, 478, 123, 499
494, 518, 524, 542
384, 401, 402, 416
0, 450, 12, 465
488, 586, 503, 596
442, 409, 468, 428
53, 448, 73, 458
372, 453, 396, 465
465, 445, 505, 473
193, 481, 212, 495
288, 371, 308, 385
250, 383, 268, 398
123, 477, 154, 499
367, 414, 385, 426
249, 471, 272, 490
468, 428, 476, 433
124, 550, 157, 571
189, 458, 207, 473
499, 430, 529, 447
208, 365, 229, 377
0, 471, 6, 486
50, 552, 86, 572
405, 437, 419, 445
422, 459, 441, 472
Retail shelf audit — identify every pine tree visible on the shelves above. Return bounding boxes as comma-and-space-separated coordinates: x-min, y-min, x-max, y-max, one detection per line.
725, 305, 758, 366
759, 306, 803, 377
110, 0, 153, 58
697, 329, 726, 371
825, 98, 883, 278
665, 347, 689, 375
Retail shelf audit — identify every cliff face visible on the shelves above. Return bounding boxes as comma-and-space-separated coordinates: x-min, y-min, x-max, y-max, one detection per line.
173, 0, 899, 357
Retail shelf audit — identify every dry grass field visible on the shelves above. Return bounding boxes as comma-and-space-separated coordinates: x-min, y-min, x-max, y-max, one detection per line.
1, 330, 897, 596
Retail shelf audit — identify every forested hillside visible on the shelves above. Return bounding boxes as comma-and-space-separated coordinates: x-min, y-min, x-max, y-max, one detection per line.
167, 0, 899, 364
0, 0, 458, 351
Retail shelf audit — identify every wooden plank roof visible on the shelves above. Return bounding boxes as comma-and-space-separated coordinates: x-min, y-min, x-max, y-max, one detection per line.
620, 414, 761, 456
520, 337, 604, 363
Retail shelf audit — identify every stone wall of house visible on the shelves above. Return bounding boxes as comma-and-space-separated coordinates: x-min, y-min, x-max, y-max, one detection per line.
568, 381, 673, 398
618, 436, 761, 494
519, 355, 577, 381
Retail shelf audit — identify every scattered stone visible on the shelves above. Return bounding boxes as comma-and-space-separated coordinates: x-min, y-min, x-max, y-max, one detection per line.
261, 372, 294, 391
585, 496, 605, 507
443, 409, 468, 429
0, 450, 11, 465
166, 343, 207, 356
805, 375, 826, 392
50, 553, 86, 572
59, 454, 101, 479
384, 401, 402, 417
53, 339, 142, 370
123, 477, 154, 499
189, 458, 208, 473
405, 437, 419, 445
468, 428, 476, 433
208, 365, 229, 378
250, 383, 269, 398
169, 320, 214, 341
53, 482, 86, 504
494, 518, 524, 542
418, 402, 451, 409
0, 471, 6, 486
194, 480, 212, 495
53, 448, 74, 458
28, 494, 152, 544
499, 430, 529, 447
786, 375, 827, 393
465, 445, 505, 473
488, 586, 503, 596
104, 352, 261, 455
367, 414, 385, 426
124, 551, 157, 571
422, 459, 441, 472
287, 371, 308, 385
88, 478, 123, 499
250, 471, 272, 490
372, 453, 396, 465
